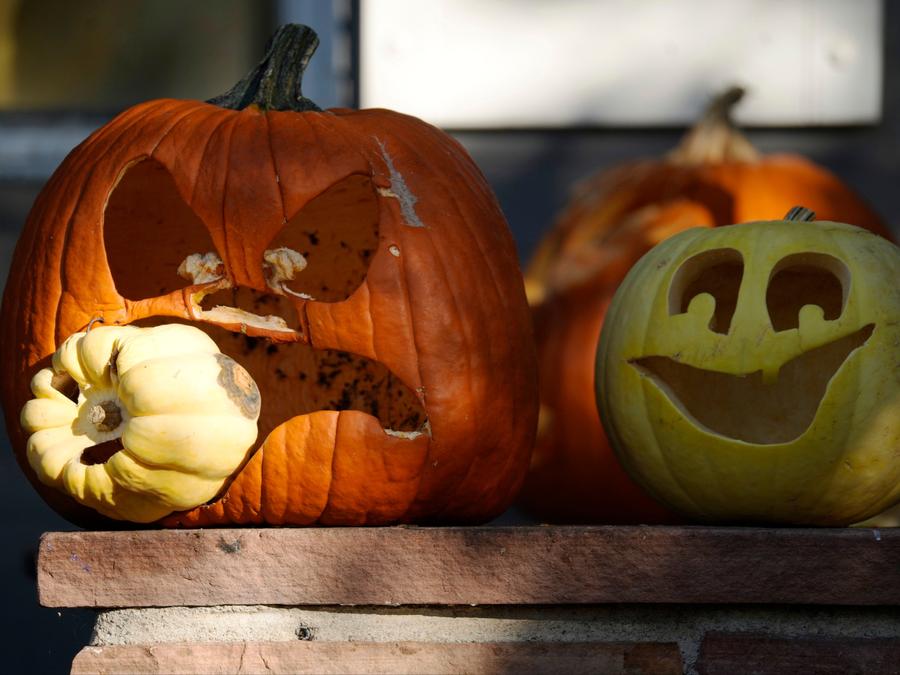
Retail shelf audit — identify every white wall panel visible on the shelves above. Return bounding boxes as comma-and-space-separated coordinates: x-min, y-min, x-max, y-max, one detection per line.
361, 0, 882, 127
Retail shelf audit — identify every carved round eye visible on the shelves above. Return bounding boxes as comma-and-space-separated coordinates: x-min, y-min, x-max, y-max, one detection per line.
668, 248, 744, 335
766, 253, 849, 332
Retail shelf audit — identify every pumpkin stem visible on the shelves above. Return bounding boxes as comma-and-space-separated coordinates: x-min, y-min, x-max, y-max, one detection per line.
668, 86, 760, 165
208, 24, 322, 112
785, 206, 817, 222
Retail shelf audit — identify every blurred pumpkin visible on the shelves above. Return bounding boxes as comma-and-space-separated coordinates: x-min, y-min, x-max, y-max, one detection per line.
0, 25, 538, 527
597, 210, 900, 525
520, 88, 892, 524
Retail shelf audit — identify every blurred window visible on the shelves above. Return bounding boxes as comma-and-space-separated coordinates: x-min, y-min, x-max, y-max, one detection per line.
0, 0, 275, 110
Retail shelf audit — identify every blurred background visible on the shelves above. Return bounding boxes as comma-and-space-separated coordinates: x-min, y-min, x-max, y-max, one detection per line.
0, 0, 898, 671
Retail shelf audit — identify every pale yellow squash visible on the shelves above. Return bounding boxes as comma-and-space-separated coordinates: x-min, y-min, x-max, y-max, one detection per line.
21, 324, 260, 522
597, 215, 900, 525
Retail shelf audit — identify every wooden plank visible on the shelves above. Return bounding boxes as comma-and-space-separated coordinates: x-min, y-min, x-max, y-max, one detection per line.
38, 526, 900, 608
71, 641, 683, 675
697, 632, 900, 675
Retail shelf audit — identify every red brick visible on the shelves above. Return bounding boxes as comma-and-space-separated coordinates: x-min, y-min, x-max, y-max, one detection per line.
698, 632, 900, 675
38, 526, 900, 608
71, 641, 683, 675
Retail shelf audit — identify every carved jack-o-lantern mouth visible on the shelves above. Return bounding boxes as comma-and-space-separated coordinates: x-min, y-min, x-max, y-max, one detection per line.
631, 323, 874, 445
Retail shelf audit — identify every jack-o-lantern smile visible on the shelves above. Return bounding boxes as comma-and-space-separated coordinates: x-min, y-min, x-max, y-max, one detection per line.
631, 322, 874, 445
597, 210, 900, 525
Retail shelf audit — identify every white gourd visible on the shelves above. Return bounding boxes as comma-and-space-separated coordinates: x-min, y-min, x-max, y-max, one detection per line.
21, 324, 260, 522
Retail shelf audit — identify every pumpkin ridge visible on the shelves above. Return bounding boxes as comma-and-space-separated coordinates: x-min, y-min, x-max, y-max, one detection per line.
314, 112, 377, 190
640, 366, 709, 516
401, 230, 469, 516
364, 246, 430, 522
627, 265, 693, 510
0, 108, 134, 513
219, 114, 246, 283
178, 112, 235, 280
798, 247, 865, 517
308, 412, 339, 524
612, 233, 707, 514
260, 111, 288, 226
381, 131, 490, 516
144, 101, 208, 163
436, 147, 536, 512
361, 283, 379, 367
13, 103, 144, 328
321, 411, 347, 523
255, 423, 279, 524
427, 184, 516, 513
381, 122, 531, 518
319, 120, 432, 425
53, 103, 175, 344
229, 109, 290, 286
392, 124, 510, 321
184, 109, 234, 210
392, 132, 477, 378
5, 167, 72, 377
138, 107, 232, 239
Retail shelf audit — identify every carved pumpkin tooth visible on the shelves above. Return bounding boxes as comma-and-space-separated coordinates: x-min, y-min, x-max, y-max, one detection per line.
263, 247, 312, 298
177, 252, 225, 285
264, 247, 307, 279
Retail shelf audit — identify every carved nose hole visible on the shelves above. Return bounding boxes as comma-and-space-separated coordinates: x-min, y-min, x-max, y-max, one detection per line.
669, 248, 744, 334
766, 253, 849, 332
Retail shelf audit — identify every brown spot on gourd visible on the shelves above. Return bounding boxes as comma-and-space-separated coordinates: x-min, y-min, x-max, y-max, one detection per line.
215, 353, 261, 419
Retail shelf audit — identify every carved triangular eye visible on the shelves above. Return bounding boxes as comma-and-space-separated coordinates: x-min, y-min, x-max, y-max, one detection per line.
264, 174, 379, 302
104, 158, 220, 300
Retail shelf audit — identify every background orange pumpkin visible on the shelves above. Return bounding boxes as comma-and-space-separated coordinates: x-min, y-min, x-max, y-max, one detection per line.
520, 87, 893, 524
0, 25, 538, 527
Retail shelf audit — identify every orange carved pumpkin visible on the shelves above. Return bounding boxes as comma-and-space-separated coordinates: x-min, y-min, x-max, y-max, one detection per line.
0, 25, 538, 527
521, 88, 891, 524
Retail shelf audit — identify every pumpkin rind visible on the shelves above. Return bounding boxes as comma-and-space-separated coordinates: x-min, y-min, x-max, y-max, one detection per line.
597, 219, 900, 526
1, 99, 537, 526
